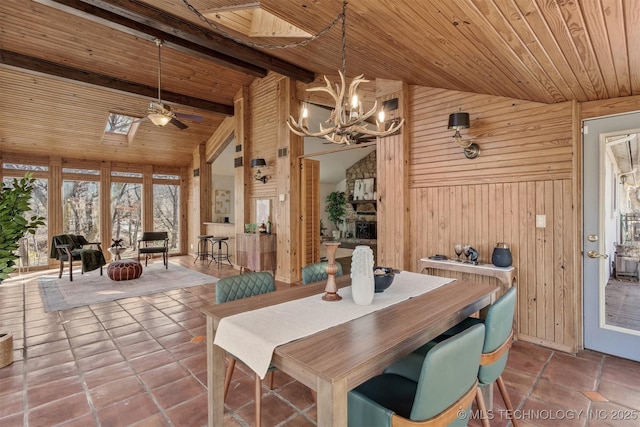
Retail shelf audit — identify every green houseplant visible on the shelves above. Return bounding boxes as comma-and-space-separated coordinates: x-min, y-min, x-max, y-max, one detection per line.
0, 174, 45, 281
325, 191, 346, 239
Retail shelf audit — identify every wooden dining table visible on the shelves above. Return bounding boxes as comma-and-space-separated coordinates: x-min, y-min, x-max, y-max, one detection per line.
201, 274, 497, 427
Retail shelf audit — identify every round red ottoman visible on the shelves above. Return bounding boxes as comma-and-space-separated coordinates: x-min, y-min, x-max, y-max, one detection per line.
107, 259, 143, 281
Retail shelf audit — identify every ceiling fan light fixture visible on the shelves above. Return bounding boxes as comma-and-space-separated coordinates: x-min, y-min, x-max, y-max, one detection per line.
148, 113, 171, 127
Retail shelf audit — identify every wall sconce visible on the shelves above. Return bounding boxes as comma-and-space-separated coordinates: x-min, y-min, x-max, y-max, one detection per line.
251, 158, 268, 183
448, 112, 480, 159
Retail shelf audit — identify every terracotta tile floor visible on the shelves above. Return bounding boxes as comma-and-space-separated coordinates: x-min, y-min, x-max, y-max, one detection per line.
1, 256, 639, 426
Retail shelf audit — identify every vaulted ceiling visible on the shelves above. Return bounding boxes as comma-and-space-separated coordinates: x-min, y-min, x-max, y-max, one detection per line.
1, 0, 638, 167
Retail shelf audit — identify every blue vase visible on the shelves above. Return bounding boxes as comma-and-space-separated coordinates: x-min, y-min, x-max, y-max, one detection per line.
492, 243, 512, 267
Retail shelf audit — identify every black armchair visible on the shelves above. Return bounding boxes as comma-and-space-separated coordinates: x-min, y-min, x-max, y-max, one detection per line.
50, 234, 106, 281
137, 231, 169, 268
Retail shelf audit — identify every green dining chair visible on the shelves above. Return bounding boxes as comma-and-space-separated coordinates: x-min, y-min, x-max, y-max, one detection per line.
301, 261, 344, 284
348, 323, 485, 427
215, 272, 276, 427
391, 287, 518, 427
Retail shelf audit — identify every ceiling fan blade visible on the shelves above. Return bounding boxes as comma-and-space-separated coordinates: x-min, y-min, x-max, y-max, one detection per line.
169, 117, 188, 130
174, 112, 204, 122
132, 116, 149, 124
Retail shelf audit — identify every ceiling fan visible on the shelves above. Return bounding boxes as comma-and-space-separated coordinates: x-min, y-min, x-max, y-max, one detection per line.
139, 39, 203, 130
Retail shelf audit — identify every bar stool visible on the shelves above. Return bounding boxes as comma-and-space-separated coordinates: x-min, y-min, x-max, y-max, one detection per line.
194, 235, 215, 264
211, 236, 232, 268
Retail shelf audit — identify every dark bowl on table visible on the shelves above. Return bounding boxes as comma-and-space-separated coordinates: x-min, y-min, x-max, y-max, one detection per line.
374, 266, 396, 293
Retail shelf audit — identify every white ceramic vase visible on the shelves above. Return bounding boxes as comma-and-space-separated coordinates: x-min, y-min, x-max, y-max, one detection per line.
351, 245, 375, 305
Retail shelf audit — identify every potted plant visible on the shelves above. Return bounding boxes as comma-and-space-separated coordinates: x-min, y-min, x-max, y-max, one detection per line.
325, 191, 346, 240
0, 173, 45, 281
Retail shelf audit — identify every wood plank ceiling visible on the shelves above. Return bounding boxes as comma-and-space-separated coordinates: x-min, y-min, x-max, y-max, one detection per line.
1, 0, 638, 167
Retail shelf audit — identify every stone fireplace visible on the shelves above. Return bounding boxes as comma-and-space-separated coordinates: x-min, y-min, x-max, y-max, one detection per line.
355, 221, 377, 239
344, 151, 377, 238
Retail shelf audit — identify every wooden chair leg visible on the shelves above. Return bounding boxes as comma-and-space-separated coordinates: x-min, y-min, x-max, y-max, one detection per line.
223, 358, 236, 399
475, 387, 491, 427
58, 260, 64, 278
255, 373, 262, 427
496, 375, 518, 426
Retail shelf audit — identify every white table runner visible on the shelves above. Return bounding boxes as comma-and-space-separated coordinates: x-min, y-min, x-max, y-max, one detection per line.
213, 271, 454, 379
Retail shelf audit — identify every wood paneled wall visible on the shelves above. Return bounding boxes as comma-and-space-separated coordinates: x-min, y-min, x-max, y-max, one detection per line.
191, 72, 640, 353
376, 80, 411, 271
581, 94, 640, 120
246, 73, 301, 282
407, 86, 579, 352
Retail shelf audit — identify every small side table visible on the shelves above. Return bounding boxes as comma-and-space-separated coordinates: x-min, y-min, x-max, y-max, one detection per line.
108, 247, 127, 260
418, 257, 516, 296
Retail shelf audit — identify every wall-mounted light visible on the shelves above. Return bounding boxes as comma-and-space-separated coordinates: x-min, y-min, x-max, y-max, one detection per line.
448, 112, 480, 159
376, 111, 403, 135
251, 158, 268, 183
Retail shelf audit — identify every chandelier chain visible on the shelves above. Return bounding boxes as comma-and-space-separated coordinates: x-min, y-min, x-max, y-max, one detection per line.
180, 0, 346, 50
341, 0, 347, 76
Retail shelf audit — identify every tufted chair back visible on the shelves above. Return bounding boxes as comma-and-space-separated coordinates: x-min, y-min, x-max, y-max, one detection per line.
216, 272, 276, 304
301, 261, 344, 285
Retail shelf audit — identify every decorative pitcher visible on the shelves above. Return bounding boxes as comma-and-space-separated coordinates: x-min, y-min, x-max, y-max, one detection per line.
351, 245, 375, 305
491, 242, 512, 267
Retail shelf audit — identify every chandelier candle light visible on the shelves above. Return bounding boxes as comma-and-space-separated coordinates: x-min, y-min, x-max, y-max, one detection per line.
287, 1, 404, 144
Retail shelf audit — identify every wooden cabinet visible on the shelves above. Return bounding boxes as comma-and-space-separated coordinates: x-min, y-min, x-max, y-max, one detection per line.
236, 233, 277, 273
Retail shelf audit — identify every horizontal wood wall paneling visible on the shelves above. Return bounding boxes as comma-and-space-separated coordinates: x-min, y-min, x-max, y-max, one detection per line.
409, 86, 578, 351
409, 86, 574, 186
581, 95, 640, 120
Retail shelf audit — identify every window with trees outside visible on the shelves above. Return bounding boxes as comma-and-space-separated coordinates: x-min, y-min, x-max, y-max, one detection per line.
111, 171, 142, 259
153, 174, 180, 253
63, 168, 100, 243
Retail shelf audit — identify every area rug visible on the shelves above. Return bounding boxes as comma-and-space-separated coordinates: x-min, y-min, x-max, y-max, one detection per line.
38, 262, 218, 312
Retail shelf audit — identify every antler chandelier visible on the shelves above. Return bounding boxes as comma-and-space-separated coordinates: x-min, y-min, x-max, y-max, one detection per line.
287, 1, 404, 144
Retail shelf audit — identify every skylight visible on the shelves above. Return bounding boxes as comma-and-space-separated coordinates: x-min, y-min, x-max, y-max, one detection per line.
102, 112, 141, 146
105, 113, 136, 135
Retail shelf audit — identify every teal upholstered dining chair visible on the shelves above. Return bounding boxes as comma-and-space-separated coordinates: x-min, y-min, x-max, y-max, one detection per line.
399, 287, 518, 427
301, 261, 343, 284
348, 323, 485, 427
215, 272, 276, 427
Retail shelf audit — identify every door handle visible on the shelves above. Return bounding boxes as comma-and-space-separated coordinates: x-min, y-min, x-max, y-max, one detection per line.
587, 250, 608, 259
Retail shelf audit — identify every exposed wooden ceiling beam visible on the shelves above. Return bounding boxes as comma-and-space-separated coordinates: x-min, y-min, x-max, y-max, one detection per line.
0, 50, 235, 116
32, 0, 267, 78
34, 0, 316, 83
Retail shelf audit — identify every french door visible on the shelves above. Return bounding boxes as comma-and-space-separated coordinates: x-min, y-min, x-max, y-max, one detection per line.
583, 112, 640, 361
